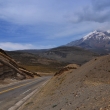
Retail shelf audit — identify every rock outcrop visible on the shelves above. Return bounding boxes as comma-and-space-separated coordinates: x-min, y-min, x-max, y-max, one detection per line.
0, 48, 38, 80
54, 64, 80, 76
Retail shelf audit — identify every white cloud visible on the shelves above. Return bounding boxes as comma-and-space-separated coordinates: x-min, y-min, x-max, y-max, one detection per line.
0, 42, 35, 50
0, 0, 110, 44
48, 21, 110, 39
69, 0, 110, 23
0, 42, 55, 50
0, 0, 67, 25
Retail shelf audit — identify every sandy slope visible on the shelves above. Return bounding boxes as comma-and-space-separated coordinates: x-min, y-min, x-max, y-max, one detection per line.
20, 55, 110, 110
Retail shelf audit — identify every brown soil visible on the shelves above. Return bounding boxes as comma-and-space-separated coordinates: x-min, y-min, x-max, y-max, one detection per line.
19, 55, 110, 110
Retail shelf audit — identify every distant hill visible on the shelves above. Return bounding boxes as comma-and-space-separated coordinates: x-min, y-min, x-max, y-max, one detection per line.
17, 49, 49, 54
15, 46, 99, 65
6, 51, 66, 73
67, 30, 110, 54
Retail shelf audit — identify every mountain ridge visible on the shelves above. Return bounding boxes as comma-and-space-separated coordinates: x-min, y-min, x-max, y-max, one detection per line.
67, 30, 110, 54
12, 46, 98, 65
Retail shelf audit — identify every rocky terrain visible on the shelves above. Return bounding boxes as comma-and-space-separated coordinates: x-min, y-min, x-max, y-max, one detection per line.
67, 30, 110, 54
0, 48, 39, 82
19, 55, 110, 110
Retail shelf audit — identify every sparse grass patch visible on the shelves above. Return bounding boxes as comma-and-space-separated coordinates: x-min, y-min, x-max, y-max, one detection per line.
25, 101, 33, 106
94, 58, 97, 61
50, 92, 55, 96
94, 67, 96, 69
52, 104, 57, 108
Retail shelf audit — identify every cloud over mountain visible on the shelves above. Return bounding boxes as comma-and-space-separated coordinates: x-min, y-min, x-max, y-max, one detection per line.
71, 0, 110, 23
0, 0, 110, 50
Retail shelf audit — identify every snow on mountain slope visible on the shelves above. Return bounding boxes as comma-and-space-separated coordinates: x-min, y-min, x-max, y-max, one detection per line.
83, 30, 110, 41
67, 30, 110, 54
107, 30, 110, 33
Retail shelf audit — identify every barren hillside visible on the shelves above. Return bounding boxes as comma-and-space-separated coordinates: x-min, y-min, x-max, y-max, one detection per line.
15, 46, 99, 64
0, 49, 39, 82
6, 51, 67, 74
20, 55, 110, 110
7, 46, 99, 75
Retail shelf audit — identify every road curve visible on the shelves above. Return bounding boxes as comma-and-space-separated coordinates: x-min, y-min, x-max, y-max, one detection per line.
0, 76, 51, 110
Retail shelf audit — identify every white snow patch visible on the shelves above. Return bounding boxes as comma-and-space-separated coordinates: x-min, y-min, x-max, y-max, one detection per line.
83, 30, 98, 41
83, 30, 110, 41
107, 30, 110, 33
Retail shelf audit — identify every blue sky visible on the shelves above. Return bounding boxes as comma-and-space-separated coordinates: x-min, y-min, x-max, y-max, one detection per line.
0, 0, 110, 50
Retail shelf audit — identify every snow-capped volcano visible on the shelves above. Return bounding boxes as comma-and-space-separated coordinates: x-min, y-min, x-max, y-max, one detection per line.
67, 30, 110, 54
83, 30, 110, 41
